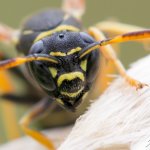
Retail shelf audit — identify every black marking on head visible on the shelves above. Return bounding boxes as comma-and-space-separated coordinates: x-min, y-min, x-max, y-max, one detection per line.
59, 77, 84, 93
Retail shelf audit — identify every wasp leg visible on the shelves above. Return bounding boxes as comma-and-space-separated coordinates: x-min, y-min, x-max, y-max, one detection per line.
0, 93, 41, 104
0, 23, 18, 45
0, 71, 15, 93
20, 97, 56, 150
88, 27, 148, 90
95, 21, 146, 35
0, 24, 20, 95
62, 0, 85, 20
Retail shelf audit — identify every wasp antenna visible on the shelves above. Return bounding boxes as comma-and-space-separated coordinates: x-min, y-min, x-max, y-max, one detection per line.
100, 29, 150, 46
0, 54, 58, 70
79, 42, 100, 59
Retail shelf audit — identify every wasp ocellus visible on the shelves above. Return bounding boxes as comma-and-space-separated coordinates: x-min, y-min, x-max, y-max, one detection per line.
0, 0, 150, 149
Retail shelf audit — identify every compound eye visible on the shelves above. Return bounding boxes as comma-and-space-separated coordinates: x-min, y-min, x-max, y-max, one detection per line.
80, 32, 95, 44
29, 40, 44, 54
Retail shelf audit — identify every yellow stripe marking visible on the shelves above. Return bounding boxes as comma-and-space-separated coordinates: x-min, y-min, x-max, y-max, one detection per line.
80, 59, 87, 71
50, 47, 82, 57
57, 72, 84, 87
60, 87, 84, 98
50, 52, 66, 57
34, 25, 80, 42
79, 45, 99, 58
67, 47, 81, 55
49, 67, 57, 78
56, 99, 64, 106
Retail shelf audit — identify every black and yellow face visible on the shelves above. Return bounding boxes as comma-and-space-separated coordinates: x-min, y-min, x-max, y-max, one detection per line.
28, 31, 100, 111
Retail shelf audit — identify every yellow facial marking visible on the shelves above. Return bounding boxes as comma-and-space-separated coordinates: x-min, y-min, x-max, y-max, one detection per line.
56, 98, 64, 105
50, 52, 66, 57
60, 87, 84, 98
79, 45, 99, 59
49, 67, 57, 78
49, 47, 82, 57
57, 72, 84, 87
80, 59, 87, 71
34, 25, 80, 42
67, 47, 82, 55
82, 92, 88, 100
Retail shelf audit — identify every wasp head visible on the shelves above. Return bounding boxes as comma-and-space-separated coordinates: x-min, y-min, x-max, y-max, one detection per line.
28, 31, 100, 111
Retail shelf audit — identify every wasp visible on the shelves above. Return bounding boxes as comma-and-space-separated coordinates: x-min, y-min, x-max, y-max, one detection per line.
0, 0, 150, 149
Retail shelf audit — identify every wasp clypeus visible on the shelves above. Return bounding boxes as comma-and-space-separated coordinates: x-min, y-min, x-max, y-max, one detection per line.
0, 0, 150, 149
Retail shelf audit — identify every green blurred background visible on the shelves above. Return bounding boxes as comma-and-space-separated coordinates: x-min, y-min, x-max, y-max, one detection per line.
0, 0, 149, 66
0, 0, 149, 145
